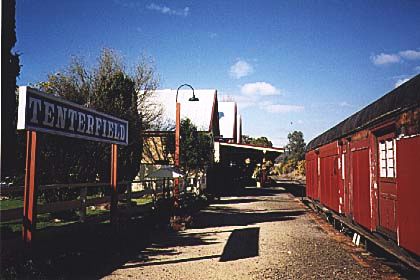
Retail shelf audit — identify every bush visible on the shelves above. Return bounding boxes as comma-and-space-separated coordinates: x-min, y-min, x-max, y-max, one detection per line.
295, 160, 306, 176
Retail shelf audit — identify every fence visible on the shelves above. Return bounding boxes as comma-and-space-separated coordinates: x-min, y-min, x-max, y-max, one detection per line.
0, 175, 206, 230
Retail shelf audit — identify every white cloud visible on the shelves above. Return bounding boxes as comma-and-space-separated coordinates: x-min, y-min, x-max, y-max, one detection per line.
114, 0, 141, 8
229, 60, 253, 79
218, 91, 255, 110
146, 3, 190, 16
371, 48, 420, 66
263, 104, 304, 113
241, 82, 279, 96
339, 101, 352, 107
371, 53, 400, 65
221, 82, 298, 113
399, 50, 420, 60
234, 96, 256, 110
395, 78, 410, 88
258, 101, 303, 113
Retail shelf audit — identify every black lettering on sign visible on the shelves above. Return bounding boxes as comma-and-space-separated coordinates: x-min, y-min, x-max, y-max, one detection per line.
17, 87, 129, 145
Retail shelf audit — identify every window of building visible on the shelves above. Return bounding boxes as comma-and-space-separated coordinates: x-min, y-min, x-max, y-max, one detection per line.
379, 139, 395, 178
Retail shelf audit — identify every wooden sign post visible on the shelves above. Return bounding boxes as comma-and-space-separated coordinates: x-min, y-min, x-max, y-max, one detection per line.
22, 131, 38, 243
110, 144, 118, 225
17, 87, 129, 244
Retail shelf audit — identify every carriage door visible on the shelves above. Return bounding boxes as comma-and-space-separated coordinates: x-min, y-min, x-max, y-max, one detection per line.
377, 133, 397, 238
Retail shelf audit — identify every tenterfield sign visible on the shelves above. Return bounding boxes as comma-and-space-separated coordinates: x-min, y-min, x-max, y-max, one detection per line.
17, 86, 128, 145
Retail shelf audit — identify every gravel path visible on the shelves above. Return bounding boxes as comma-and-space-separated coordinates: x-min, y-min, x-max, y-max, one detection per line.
104, 187, 404, 279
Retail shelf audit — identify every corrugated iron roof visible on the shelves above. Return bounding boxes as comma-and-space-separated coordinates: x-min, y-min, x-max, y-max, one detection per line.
307, 74, 420, 151
218, 101, 237, 139
150, 89, 217, 132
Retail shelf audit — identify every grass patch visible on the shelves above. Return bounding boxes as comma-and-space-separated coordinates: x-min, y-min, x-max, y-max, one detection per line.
0, 213, 80, 234
132, 196, 153, 206
1, 197, 155, 238
0, 198, 23, 210
1, 207, 110, 234
37, 214, 78, 229
86, 207, 108, 216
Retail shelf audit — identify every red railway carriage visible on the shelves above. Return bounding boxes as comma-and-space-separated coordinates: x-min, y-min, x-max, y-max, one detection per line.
306, 74, 420, 257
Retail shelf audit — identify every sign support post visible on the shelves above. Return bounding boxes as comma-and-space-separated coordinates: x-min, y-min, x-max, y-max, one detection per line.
110, 144, 118, 225
22, 131, 38, 244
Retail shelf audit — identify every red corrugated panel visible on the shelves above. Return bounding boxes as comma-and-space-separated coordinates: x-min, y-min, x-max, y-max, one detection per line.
350, 139, 371, 230
305, 151, 318, 200
368, 133, 379, 231
320, 157, 328, 206
319, 142, 339, 212
330, 156, 339, 212
321, 156, 339, 212
305, 154, 311, 198
337, 143, 345, 214
308, 160, 314, 198
341, 140, 352, 215
305, 158, 311, 198
396, 136, 420, 256
312, 157, 319, 199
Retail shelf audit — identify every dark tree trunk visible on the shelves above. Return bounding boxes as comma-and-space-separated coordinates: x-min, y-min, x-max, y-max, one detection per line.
1, 0, 20, 179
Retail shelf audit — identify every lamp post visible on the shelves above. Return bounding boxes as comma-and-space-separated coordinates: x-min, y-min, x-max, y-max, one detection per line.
174, 84, 199, 208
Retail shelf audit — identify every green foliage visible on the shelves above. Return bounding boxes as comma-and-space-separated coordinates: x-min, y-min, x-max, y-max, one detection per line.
274, 159, 305, 177
286, 131, 306, 162
241, 135, 273, 147
296, 160, 306, 176
180, 118, 213, 172
34, 49, 158, 203
273, 131, 306, 178
280, 159, 297, 174
241, 135, 252, 144
0, 198, 23, 210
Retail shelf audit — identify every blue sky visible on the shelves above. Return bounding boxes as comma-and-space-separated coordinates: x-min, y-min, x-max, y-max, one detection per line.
15, 0, 420, 146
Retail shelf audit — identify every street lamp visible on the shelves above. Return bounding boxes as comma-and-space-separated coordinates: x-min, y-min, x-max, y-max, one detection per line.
173, 84, 199, 209
176, 83, 199, 102
175, 84, 199, 167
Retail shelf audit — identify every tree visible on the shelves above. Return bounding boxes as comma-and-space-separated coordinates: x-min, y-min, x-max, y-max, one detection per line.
251, 136, 273, 147
286, 131, 306, 162
35, 49, 159, 202
241, 135, 253, 144
242, 135, 273, 147
1, 0, 20, 179
180, 118, 213, 172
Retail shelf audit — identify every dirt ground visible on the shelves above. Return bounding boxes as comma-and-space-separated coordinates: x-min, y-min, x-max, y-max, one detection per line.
104, 186, 411, 280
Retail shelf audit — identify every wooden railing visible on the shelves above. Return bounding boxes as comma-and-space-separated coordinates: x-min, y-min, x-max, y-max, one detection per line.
0, 178, 180, 224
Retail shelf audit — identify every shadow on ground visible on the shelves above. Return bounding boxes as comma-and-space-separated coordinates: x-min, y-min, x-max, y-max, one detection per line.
1, 183, 305, 279
1, 211, 222, 279
192, 206, 305, 229
219, 227, 260, 262
235, 186, 289, 197
217, 180, 306, 199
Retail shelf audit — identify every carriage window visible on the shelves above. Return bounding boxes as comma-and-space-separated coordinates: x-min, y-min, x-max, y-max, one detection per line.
379, 139, 395, 178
